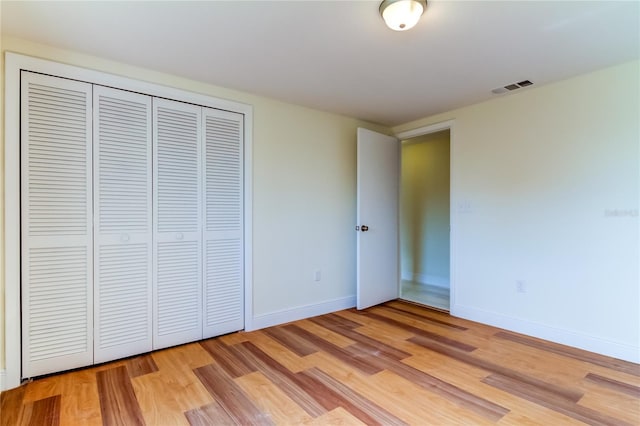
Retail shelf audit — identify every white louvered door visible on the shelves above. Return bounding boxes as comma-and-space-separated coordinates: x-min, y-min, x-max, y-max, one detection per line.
202, 108, 244, 338
153, 99, 203, 349
21, 70, 245, 378
21, 72, 94, 377
93, 86, 153, 363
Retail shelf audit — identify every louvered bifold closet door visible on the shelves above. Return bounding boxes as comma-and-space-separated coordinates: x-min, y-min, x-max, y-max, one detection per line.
21, 72, 93, 377
93, 86, 153, 363
153, 98, 203, 349
202, 108, 244, 338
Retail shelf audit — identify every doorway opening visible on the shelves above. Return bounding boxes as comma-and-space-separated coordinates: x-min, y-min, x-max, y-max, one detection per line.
399, 129, 451, 311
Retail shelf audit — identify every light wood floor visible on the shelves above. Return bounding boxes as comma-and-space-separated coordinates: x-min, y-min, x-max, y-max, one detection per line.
2, 300, 639, 425
401, 280, 450, 310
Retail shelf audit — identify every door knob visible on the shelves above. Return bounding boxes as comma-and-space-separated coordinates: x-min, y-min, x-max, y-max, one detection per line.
361, 225, 369, 232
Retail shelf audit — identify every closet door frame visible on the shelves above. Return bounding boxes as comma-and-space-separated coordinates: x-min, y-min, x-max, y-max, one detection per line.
4, 53, 254, 390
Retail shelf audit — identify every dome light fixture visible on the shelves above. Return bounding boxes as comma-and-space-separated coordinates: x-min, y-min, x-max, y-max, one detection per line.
379, 0, 427, 31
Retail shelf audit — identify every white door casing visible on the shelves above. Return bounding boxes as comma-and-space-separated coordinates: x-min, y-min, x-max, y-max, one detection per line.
356, 128, 400, 310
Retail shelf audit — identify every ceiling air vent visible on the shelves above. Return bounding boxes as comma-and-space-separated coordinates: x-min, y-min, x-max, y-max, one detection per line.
492, 80, 533, 94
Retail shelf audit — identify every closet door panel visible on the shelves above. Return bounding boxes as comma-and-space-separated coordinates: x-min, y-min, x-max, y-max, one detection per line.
21, 72, 94, 377
93, 86, 153, 363
153, 99, 203, 349
202, 108, 244, 338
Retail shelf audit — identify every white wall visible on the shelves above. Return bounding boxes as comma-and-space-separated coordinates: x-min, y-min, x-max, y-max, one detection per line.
401, 131, 451, 287
394, 60, 640, 362
0, 36, 390, 380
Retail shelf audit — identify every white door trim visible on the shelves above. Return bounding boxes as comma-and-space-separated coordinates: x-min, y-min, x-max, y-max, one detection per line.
395, 119, 456, 312
3, 52, 254, 390
396, 120, 454, 141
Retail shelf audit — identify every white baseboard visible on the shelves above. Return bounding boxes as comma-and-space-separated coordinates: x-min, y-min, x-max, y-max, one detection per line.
249, 295, 356, 331
451, 304, 640, 363
0, 369, 5, 391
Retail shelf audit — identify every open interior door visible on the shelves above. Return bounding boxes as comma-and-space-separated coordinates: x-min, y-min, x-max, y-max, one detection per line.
356, 128, 399, 309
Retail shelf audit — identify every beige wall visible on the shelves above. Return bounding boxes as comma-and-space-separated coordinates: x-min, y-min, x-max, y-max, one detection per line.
394, 60, 640, 361
401, 130, 450, 287
0, 36, 389, 375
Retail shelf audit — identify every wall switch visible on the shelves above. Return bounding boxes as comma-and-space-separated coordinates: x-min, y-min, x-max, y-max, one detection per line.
457, 200, 473, 214
314, 270, 321, 282
516, 280, 526, 293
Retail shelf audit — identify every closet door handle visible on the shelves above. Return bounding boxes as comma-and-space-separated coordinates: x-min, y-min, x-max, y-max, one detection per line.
120, 233, 130, 242
175, 232, 184, 240
361, 225, 369, 232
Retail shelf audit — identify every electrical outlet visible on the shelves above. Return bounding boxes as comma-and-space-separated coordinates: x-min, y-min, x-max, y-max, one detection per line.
516, 280, 526, 293
314, 270, 321, 282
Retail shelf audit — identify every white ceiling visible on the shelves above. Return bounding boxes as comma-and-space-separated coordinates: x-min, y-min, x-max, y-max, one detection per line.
2, 1, 639, 126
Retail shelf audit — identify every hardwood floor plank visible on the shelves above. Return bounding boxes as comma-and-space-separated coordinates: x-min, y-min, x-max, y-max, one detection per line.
217, 331, 251, 346
304, 407, 367, 426
304, 367, 409, 426
263, 326, 318, 357
322, 313, 366, 329
130, 373, 190, 426
96, 366, 145, 426
236, 371, 314, 425
378, 304, 468, 330
199, 338, 257, 378
235, 341, 328, 418
403, 355, 585, 425
311, 359, 495, 426
21, 376, 64, 404
58, 369, 102, 426
18, 395, 60, 426
334, 310, 416, 341
409, 335, 584, 403
309, 315, 412, 360
345, 344, 510, 422
246, 331, 316, 373
483, 373, 633, 426
288, 369, 352, 412
0, 383, 26, 426
193, 363, 273, 425
576, 387, 640, 425
152, 342, 215, 372
184, 400, 235, 426
359, 311, 477, 352
494, 331, 640, 377
283, 324, 383, 375
125, 354, 159, 378
584, 373, 640, 398
284, 366, 408, 425
295, 319, 357, 348
140, 344, 215, 423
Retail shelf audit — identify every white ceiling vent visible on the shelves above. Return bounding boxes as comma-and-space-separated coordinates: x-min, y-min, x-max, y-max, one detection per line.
492, 80, 533, 94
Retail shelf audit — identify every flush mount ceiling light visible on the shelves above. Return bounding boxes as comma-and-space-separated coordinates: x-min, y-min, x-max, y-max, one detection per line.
379, 0, 427, 31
